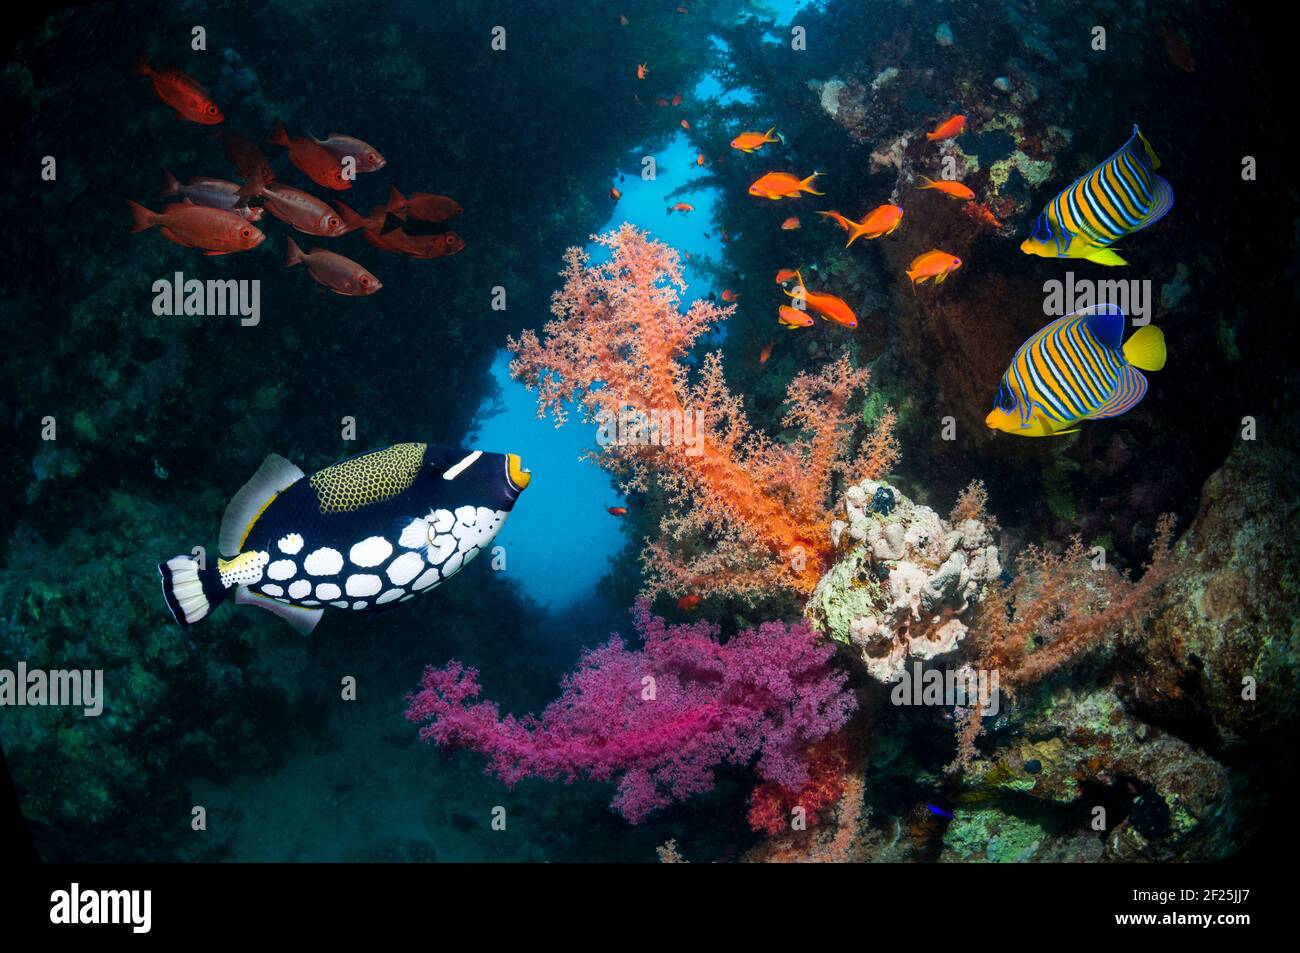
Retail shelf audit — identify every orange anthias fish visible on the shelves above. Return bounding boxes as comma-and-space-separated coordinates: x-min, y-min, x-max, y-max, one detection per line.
758, 342, 774, 365
268, 120, 350, 191
672, 93, 683, 107
730, 127, 780, 153
906, 250, 963, 286
238, 169, 347, 236
778, 305, 815, 329
284, 237, 382, 296
676, 594, 701, 611
748, 171, 824, 200
916, 175, 975, 200
926, 114, 967, 141
610, 186, 622, 201
607, 506, 628, 517
387, 188, 463, 223
781, 216, 800, 230
696, 154, 706, 166
637, 63, 649, 80
774, 268, 799, 284
720, 289, 738, 302
818, 205, 903, 246
131, 52, 222, 124
785, 271, 857, 328
127, 200, 263, 254
964, 202, 1004, 229
680, 119, 691, 130
669, 202, 695, 214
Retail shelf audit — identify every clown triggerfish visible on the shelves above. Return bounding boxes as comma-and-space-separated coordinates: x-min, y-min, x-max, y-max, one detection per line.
1020, 125, 1173, 266
986, 304, 1166, 437
158, 443, 530, 634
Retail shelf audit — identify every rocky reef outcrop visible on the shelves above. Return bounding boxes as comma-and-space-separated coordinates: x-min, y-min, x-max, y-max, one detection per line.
807, 478, 1000, 681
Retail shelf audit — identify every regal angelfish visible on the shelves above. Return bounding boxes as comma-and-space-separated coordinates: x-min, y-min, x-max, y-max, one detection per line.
1020, 125, 1173, 266
158, 443, 531, 634
985, 304, 1166, 437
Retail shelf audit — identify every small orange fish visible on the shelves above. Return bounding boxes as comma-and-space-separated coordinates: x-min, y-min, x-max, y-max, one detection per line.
637, 63, 649, 80
916, 175, 975, 201
778, 305, 815, 329
669, 202, 695, 214
926, 115, 967, 141
758, 342, 773, 365
132, 52, 223, 125
817, 205, 903, 246
610, 186, 622, 200
1163, 27, 1195, 73
268, 120, 350, 191
774, 268, 799, 284
906, 250, 963, 286
785, 271, 857, 328
284, 237, 382, 296
681, 119, 691, 130
127, 200, 263, 254
607, 506, 628, 517
677, 594, 701, 611
730, 127, 780, 153
672, 93, 683, 106
696, 154, 706, 166
721, 289, 738, 302
781, 216, 800, 230
748, 171, 823, 200
721, 229, 731, 243
964, 202, 1004, 229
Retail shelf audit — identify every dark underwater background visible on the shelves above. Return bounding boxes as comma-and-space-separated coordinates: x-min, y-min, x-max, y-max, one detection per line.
0, 0, 1296, 862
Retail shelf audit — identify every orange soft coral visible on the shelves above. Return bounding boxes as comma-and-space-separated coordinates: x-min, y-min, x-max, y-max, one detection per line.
509, 224, 897, 601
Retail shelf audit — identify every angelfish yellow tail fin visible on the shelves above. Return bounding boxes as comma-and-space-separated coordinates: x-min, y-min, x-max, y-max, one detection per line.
1123, 324, 1167, 371
1085, 248, 1127, 266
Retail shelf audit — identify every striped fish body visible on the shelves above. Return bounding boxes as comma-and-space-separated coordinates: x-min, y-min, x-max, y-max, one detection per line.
987, 304, 1150, 437
1020, 125, 1173, 266
159, 443, 531, 634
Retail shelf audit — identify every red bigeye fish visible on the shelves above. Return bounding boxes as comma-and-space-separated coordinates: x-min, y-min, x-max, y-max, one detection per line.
386, 188, 463, 223
363, 226, 465, 259
238, 169, 347, 237
284, 237, 381, 296
126, 200, 263, 255
131, 52, 222, 124
312, 133, 386, 172
161, 168, 263, 221
221, 131, 275, 185
676, 594, 701, 611
606, 506, 628, 516
268, 120, 350, 191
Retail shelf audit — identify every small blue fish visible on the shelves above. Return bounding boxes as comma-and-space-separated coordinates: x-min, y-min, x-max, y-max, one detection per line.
927, 804, 954, 819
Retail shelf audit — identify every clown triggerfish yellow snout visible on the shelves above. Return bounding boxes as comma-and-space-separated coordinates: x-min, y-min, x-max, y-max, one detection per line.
158, 443, 529, 634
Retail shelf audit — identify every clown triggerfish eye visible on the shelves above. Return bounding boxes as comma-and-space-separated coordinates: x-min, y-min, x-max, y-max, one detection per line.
158, 443, 530, 634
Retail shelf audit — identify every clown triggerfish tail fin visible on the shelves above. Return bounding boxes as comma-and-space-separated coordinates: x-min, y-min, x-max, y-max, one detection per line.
158, 555, 229, 626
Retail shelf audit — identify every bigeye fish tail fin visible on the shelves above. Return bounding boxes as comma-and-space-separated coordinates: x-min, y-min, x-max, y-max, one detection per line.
333, 200, 364, 233
1135, 125, 1162, 170
1123, 324, 1167, 371
218, 453, 305, 558
284, 236, 306, 268
234, 587, 323, 636
268, 119, 291, 148
235, 166, 265, 200
126, 199, 156, 233
1084, 247, 1127, 266
130, 50, 152, 77
160, 168, 182, 198
386, 186, 407, 214
158, 554, 229, 627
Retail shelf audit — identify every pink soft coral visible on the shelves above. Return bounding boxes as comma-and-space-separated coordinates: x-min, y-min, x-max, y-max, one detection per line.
405, 600, 857, 823
508, 224, 897, 601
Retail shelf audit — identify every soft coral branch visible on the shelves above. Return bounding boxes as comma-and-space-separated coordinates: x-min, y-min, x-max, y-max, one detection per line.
508, 224, 897, 601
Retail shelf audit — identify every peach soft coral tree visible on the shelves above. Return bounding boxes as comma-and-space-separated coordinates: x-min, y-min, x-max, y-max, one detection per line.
508, 224, 898, 602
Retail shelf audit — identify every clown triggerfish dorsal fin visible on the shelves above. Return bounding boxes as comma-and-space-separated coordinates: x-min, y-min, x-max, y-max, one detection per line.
1080, 302, 1126, 350
218, 453, 305, 558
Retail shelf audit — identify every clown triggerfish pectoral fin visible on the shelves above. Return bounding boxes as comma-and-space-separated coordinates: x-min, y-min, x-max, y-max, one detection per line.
218, 453, 305, 558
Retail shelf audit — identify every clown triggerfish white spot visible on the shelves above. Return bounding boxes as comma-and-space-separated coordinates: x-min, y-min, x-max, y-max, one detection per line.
157, 443, 530, 635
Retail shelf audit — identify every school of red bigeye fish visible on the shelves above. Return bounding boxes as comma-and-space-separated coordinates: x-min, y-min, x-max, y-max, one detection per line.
126, 52, 464, 296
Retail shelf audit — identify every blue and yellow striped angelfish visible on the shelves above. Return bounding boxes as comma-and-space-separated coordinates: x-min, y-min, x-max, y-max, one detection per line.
1020, 125, 1173, 266
986, 304, 1166, 437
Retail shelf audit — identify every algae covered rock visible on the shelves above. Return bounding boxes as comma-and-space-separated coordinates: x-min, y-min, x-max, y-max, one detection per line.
807, 478, 1000, 681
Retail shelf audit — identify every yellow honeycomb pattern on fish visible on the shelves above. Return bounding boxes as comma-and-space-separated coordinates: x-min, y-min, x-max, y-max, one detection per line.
310, 443, 427, 514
